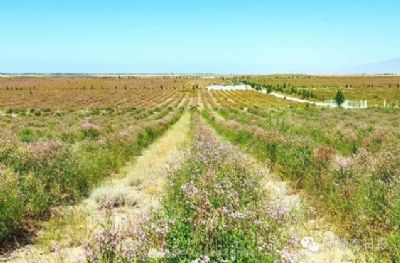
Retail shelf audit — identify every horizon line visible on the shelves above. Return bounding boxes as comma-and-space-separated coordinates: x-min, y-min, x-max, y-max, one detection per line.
1, 72, 400, 77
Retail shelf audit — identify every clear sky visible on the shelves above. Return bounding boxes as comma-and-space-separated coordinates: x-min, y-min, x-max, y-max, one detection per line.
0, 0, 399, 74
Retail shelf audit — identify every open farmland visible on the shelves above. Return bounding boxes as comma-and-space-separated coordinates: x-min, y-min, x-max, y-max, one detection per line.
240, 75, 400, 106
0, 75, 399, 262
0, 77, 210, 109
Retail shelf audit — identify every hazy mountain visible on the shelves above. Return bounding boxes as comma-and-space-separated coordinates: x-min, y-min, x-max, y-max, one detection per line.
350, 58, 400, 74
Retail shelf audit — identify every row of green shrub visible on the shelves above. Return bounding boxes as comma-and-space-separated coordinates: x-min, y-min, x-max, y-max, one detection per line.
0, 108, 183, 242
2, 107, 145, 116
222, 106, 360, 156
156, 113, 278, 261
16, 106, 175, 144
85, 112, 283, 262
202, 109, 400, 262
242, 80, 317, 99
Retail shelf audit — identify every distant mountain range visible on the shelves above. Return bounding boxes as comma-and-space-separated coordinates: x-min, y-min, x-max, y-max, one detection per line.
350, 58, 400, 74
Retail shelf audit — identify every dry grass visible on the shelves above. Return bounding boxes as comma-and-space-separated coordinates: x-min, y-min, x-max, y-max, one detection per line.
35, 208, 90, 252
125, 111, 192, 196
91, 186, 143, 208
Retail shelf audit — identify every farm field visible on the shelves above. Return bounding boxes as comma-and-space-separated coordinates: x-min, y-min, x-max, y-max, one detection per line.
202, 87, 400, 261
240, 75, 400, 106
0, 76, 399, 262
0, 77, 211, 109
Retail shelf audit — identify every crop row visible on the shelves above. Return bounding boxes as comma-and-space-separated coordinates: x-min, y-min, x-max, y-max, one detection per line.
0, 77, 197, 109
0, 93, 185, 143
0, 98, 186, 243
201, 90, 400, 261
239, 76, 400, 105
84, 111, 289, 262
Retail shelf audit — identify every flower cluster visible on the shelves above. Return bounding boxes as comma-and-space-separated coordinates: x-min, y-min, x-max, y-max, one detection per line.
265, 202, 291, 224
22, 140, 65, 164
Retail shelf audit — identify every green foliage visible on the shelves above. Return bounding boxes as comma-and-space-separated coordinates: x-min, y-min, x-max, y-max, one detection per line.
81, 128, 100, 139
151, 117, 280, 262
0, 108, 183, 242
0, 169, 24, 240
85, 113, 282, 262
202, 107, 400, 261
335, 90, 345, 107
20, 129, 34, 143
386, 232, 400, 262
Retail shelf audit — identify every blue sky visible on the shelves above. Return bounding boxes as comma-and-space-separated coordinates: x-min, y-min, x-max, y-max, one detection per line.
0, 0, 399, 73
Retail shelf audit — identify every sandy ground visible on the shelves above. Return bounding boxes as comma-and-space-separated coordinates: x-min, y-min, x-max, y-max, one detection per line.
6, 112, 192, 263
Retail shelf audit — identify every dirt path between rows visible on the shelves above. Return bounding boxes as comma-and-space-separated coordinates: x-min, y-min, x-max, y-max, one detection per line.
6, 112, 192, 263
203, 112, 361, 263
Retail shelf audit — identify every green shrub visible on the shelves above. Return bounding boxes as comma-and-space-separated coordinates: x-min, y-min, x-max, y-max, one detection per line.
0, 168, 24, 240
276, 141, 313, 181
0, 110, 183, 242
80, 122, 101, 139
203, 107, 400, 260
20, 129, 34, 143
129, 115, 279, 262
386, 232, 400, 261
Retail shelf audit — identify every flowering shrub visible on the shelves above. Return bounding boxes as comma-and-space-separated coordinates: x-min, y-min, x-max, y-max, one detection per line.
161, 114, 280, 261
85, 221, 122, 262
202, 98, 400, 261
84, 210, 154, 262
84, 112, 286, 262
0, 107, 184, 242
80, 118, 101, 139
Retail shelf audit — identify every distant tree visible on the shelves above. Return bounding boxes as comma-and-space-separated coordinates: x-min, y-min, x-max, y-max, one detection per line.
335, 91, 345, 107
